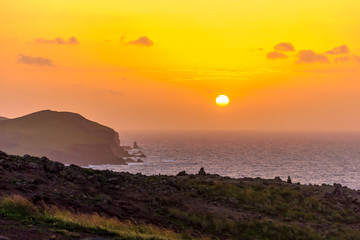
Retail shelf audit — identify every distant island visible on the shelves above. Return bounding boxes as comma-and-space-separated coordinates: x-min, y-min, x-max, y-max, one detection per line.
1, 150, 360, 239
0, 110, 145, 165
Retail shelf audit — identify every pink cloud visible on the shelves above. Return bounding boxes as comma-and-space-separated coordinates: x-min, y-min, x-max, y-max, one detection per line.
325, 45, 350, 54
274, 42, 295, 52
17, 54, 53, 67
297, 50, 329, 63
335, 55, 360, 63
35, 37, 79, 45
67, 37, 79, 45
353, 55, 360, 62
266, 51, 287, 60
128, 36, 154, 47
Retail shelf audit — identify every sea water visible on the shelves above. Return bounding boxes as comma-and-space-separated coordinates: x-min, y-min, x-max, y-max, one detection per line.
89, 131, 360, 190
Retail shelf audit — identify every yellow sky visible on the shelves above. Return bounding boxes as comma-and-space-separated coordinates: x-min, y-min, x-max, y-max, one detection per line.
1, 0, 360, 131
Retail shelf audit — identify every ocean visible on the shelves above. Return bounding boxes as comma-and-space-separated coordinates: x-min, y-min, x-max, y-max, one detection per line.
89, 131, 360, 190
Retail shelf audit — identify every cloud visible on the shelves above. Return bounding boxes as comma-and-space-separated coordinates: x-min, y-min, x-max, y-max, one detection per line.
325, 45, 350, 54
67, 37, 79, 45
35, 38, 61, 44
335, 55, 360, 63
296, 50, 329, 63
17, 54, 53, 67
128, 36, 154, 46
107, 89, 124, 96
120, 35, 126, 43
274, 42, 295, 52
34, 37, 79, 45
334, 56, 350, 63
353, 55, 360, 62
96, 89, 124, 96
266, 51, 287, 60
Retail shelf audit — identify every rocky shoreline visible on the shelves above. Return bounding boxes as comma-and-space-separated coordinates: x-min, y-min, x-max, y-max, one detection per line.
1, 150, 360, 239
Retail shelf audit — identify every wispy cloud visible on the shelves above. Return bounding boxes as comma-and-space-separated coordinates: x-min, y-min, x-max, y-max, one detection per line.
352, 55, 360, 62
17, 54, 53, 67
67, 37, 79, 45
35, 37, 79, 45
274, 42, 295, 52
325, 45, 349, 54
266, 51, 287, 60
335, 56, 350, 63
297, 50, 329, 64
335, 55, 360, 63
265, 42, 295, 60
96, 89, 125, 96
128, 36, 154, 47
120, 35, 126, 43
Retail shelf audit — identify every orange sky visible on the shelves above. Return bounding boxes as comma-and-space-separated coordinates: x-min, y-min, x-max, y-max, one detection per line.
1, 0, 360, 131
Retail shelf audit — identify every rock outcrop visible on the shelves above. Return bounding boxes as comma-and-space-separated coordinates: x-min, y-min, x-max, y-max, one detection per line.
198, 167, 206, 175
0, 110, 130, 165
133, 141, 140, 149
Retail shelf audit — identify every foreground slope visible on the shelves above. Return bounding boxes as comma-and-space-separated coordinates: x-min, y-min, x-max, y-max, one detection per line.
0, 117, 9, 121
1, 150, 360, 239
0, 110, 129, 165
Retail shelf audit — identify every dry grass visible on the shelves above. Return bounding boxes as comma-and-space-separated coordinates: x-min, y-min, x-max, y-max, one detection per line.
0, 195, 199, 240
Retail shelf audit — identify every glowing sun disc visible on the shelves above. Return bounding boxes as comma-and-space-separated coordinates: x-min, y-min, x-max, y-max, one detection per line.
216, 95, 229, 107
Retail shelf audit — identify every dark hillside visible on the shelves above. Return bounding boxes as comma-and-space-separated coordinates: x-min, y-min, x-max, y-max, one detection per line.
0, 110, 129, 165
1, 150, 360, 239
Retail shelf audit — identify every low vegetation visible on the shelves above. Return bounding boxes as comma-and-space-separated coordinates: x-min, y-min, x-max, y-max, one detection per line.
166, 180, 360, 239
0, 195, 194, 240
181, 179, 360, 223
2, 151, 360, 239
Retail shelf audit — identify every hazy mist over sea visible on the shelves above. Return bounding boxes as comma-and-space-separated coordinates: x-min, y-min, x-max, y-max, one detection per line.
89, 131, 360, 190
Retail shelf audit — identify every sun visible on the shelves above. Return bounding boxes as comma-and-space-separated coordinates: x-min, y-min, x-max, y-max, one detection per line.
216, 95, 229, 107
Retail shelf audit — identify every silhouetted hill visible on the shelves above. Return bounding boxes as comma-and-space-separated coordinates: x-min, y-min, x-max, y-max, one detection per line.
0, 110, 129, 165
0, 117, 8, 121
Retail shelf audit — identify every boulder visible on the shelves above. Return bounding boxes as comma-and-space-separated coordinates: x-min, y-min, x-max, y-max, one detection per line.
135, 151, 146, 158
177, 170, 187, 176
274, 176, 282, 182
287, 176, 292, 183
43, 159, 65, 173
125, 158, 135, 163
198, 167, 206, 175
0, 150, 8, 158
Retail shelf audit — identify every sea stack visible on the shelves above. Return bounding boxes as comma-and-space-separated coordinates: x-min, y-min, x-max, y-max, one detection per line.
133, 141, 140, 149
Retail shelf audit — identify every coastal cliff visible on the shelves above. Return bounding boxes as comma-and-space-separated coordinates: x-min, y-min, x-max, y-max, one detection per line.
0, 110, 130, 165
